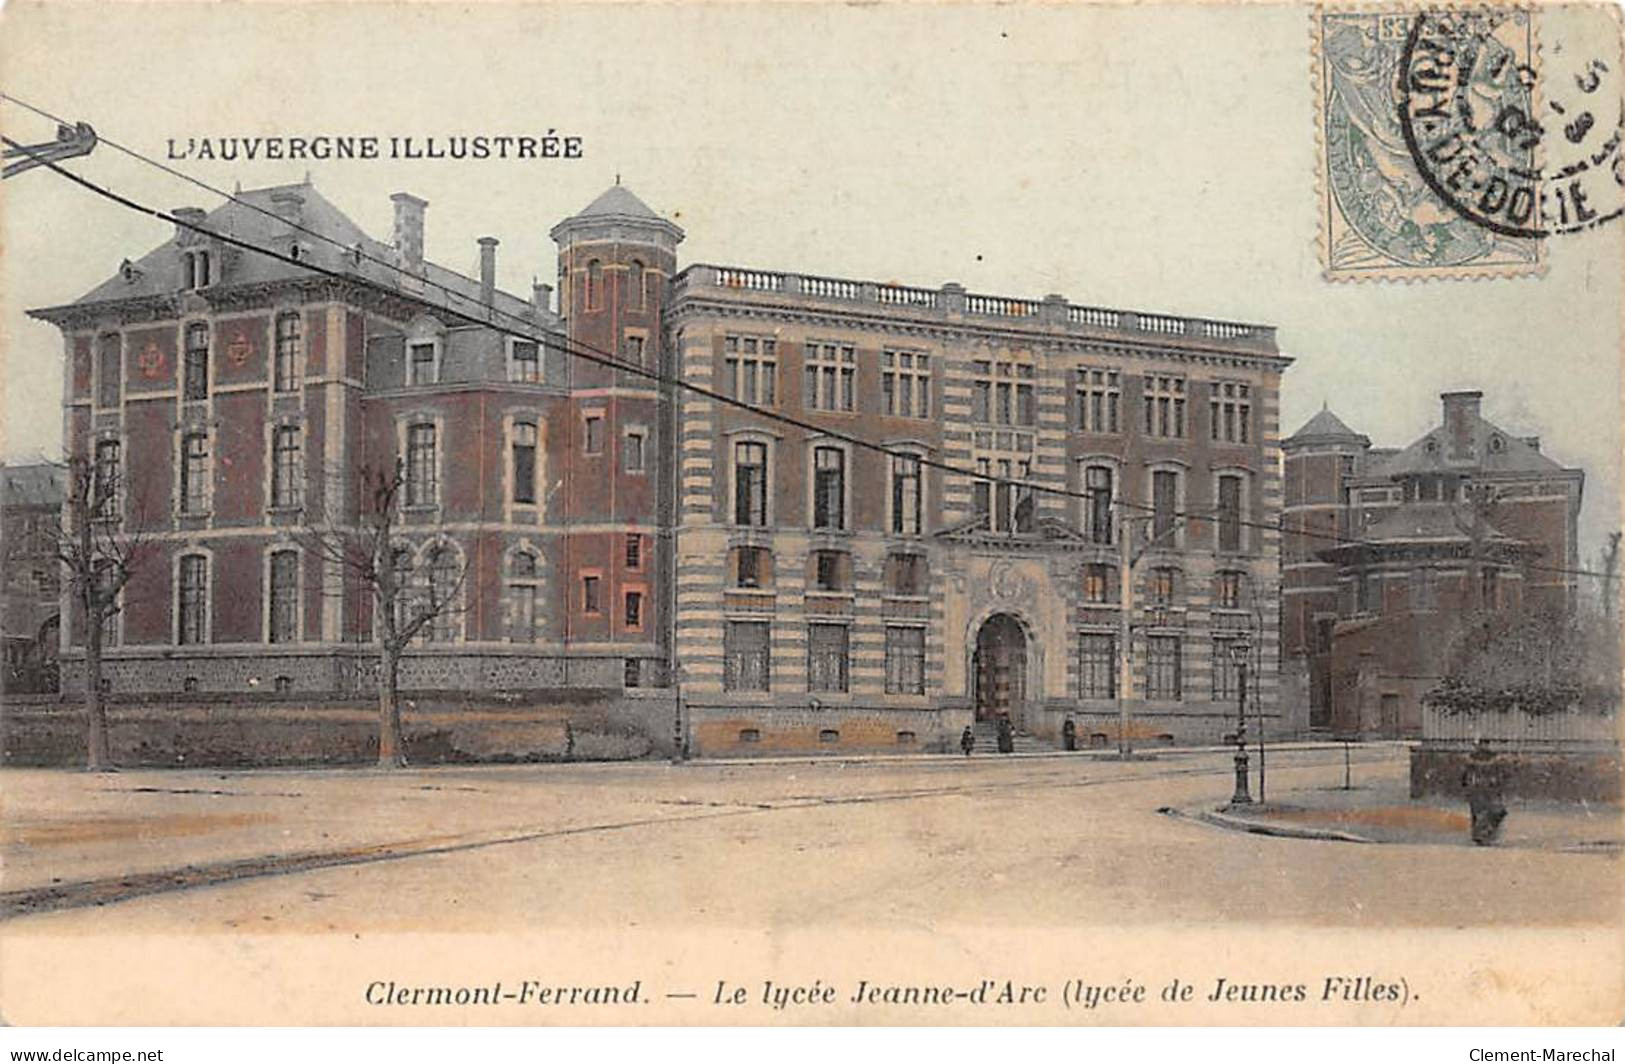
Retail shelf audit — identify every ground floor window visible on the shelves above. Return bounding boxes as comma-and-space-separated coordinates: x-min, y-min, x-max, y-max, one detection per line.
1078, 632, 1116, 699
724, 620, 771, 692
1146, 635, 1182, 700
807, 623, 849, 692
885, 626, 926, 695
1212, 636, 1241, 700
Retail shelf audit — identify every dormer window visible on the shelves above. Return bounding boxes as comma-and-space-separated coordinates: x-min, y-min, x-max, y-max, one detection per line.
183, 249, 212, 290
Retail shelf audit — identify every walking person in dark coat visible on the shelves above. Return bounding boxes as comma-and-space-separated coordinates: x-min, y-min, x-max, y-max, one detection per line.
1461, 740, 1508, 846
960, 725, 975, 757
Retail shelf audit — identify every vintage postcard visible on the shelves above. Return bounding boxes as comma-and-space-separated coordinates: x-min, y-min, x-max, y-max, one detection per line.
0, 0, 1621, 1033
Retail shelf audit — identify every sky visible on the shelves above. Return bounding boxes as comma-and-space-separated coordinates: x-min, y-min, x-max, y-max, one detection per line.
2, 2, 1619, 563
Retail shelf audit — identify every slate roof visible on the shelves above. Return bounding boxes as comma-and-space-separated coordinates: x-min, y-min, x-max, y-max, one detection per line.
42, 181, 535, 323
1378, 417, 1566, 478
572, 184, 661, 220
1286, 406, 1363, 442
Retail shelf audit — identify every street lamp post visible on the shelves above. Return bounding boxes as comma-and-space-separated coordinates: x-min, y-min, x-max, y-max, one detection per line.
1229, 636, 1252, 806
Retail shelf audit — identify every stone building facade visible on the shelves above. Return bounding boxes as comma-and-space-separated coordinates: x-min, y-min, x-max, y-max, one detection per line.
666, 264, 1291, 754
1281, 392, 1584, 738
32, 180, 1292, 754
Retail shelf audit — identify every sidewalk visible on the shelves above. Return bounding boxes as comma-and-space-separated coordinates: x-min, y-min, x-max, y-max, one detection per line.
1180, 778, 1623, 851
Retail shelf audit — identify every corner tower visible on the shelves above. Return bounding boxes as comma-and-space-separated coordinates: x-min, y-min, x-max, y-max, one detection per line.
547, 185, 685, 686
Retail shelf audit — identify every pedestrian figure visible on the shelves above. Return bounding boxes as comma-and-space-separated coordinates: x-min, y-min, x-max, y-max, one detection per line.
960, 725, 975, 757
1062, 717, 1077, 752
996, 714, 1015, 754
1461, 740, 1507, 846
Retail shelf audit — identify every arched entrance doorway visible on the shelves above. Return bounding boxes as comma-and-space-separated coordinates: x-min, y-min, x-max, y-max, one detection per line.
973, 613, 1027, 722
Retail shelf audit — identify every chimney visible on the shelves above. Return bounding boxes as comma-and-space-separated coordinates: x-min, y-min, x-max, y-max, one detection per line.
1441, 390, 1483, 463
172, 207, 207, 242
478, 236, 499, 307
270, 188, 305, 227
391, 192, 428, 270
532, 281, 553, 315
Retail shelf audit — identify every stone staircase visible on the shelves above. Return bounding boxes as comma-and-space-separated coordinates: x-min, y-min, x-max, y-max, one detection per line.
969, 719, 1051, 755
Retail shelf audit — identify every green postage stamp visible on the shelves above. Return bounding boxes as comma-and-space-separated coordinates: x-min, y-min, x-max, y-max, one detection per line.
1314, 6, 1546, 281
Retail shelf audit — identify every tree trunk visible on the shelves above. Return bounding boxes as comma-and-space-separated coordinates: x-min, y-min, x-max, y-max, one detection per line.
377, 647, 406, 768
84, 619, 111, 771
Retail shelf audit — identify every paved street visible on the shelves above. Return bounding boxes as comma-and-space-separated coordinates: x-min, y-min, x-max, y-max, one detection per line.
3, 745, 1617, 933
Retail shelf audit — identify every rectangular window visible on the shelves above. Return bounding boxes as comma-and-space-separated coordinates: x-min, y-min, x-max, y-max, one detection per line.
179, 432, 208, 514
734, 441, 768, 526
808, 623, 849, 692
625, 533, 643, 571
1149, 566, 1178, 605
511, 422, 537, 504
1214, 570, 1242, 610
1083, 465, 1113, 544
582, 574, 601, 614
724, 620, 771, 692
882, 350, 931, 418
274, 312, 302, 392
624, 430, 645, 473
885, 626, 926, 695
804, 342, 856, 412
624, 590, 643, 629
509, 339, 540, 382
623, 334, 646, 369
1083, 563, 1114, 604
177, 554, 207, 645
736, 546, 765, 588
183, 324, 209, 400
97, 333, 121, 408
1356, 570, 1377, 614
889, 552, 926, 596
1076, 368, 1121, 433
1210, 381, 1252, 444
1143, 375, 1187, 438
583, 415, 603, 455
1146, 635, 1182, 700
408, 342, 436, 386
1079, 633, 1117, 699
722, 335, 778, 406
272, 425, 302, 509
972, 360, 1034, 425
268, 550, 298, 643
1152, 470, 1178, 542
813, 550, 843, 591
1212, 636, 1241, 700
891, 454, 922, 535
813, 446, 845, 530
1217, 474, 1243, 552
406, 423, 437, 506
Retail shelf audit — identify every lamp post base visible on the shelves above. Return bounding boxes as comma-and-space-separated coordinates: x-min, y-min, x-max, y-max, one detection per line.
1230, 749, 1253, 806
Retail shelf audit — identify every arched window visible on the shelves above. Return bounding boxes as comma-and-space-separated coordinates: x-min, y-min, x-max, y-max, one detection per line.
586, 259, 603, 311
422, 542, 462, 643
629, 260, 645, 310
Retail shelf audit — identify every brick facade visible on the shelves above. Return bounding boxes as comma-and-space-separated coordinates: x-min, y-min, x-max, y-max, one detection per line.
1282, 393, 1584, 738
32, 180, 1295, 753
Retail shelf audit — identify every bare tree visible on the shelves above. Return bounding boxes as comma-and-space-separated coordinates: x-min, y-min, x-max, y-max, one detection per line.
300, 461, 467, 768
46, 453, 155, 771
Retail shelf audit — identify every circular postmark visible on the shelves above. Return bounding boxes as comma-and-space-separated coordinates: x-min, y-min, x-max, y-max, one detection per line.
1398, 7, 1623, 238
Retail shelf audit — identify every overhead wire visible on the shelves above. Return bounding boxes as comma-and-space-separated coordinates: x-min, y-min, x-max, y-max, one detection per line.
1, 89, 1613, 585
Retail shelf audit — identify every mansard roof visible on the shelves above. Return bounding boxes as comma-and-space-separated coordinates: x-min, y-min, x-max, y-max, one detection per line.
31, 180, 535, 324
1373, 416, 1568, 479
